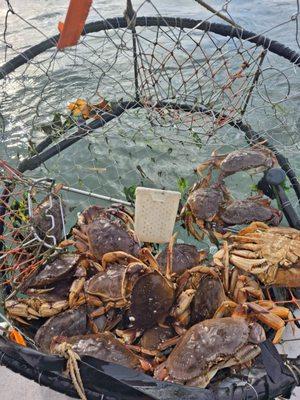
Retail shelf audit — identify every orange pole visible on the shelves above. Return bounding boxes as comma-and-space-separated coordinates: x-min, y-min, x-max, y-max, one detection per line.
57, 0, 93, 50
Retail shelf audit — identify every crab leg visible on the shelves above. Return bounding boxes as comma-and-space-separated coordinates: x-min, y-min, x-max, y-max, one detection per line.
70, 229, 93, 256
185, 214, 204, 241
233, 278, 248, 304
110, 209, 135, 230
223, 241, 229, 292
229, 268, 239, 295
188, 265, 219, 279
166, 233, 177, 279
196, 156, 220, 177
90, 299, 127, 318
230, 254, 268, 274
157, 336, 181, 351
170, 289, 196, 319
238, 221, 269, 234
246, 302, 286, 344
86, 294, 103, 307
266, 267, 300, 287
196, 160, 214, 176
230, 249, 259, 259
101, 251, 143, 268
256, 300, 295, 330
5, 299, 69, 320
69, 277, 86, 307
233, 243, 261, 251
232, 234, 263, 243
242, 286, 264, 300
139, 248, 159, 271
125, 344, 160, 357
213, 248, 225, 267
213, 300, 238, 318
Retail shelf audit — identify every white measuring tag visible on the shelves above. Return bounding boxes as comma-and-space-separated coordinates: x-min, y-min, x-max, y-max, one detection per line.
134, 187, 181, 243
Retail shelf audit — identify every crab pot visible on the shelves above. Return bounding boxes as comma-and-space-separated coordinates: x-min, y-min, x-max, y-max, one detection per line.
0, 1, 300, 399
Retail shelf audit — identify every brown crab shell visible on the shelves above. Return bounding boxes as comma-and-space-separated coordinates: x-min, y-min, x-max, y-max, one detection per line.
220, 199, 282, 226
164, 317, 264, 382
220, 148, 274, 175
85, 262, 148, 301
26, 278, 74, 301
76, 206, 139, 259
50, 332, 141, 370
190, 275, 226, 325
87, 220, 139, 259
34, 306, 88, 353
85, 263, 126, 301
157, 244, 200, 275
90, 309, 121, 333
140, 326, 175, 351
130, 271, 175, 329
29, 254, 80, 288
187, 187, 224, 221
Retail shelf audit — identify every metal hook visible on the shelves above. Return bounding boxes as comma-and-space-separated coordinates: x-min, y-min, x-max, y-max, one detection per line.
27, 177, 65, 250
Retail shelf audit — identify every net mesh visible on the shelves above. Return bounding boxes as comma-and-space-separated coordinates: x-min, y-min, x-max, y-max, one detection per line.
0, 0, 300, 391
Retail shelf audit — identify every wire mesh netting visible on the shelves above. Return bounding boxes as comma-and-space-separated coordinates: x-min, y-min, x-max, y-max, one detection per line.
0, 1, 300, 399
0, 0, 300, 214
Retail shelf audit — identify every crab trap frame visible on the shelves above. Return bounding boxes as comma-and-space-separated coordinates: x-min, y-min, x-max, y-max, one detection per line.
0, 0, 300, 399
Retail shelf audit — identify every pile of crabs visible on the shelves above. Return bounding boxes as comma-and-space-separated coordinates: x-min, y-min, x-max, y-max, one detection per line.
4, 145, 300, 389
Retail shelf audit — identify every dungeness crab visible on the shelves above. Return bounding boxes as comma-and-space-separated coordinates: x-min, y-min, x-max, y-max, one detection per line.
5, 253, 87, 322
214, 222, 300, 287
196, 145, 277, 181
154, 317, 265, 387
85, 251, 175, 329
169, 245, 292, 343
156, 235, 206, 277
182, 175, 282, 241
50, 332, 147, 371
70, 205, 140, 260
85, 251, 149, 317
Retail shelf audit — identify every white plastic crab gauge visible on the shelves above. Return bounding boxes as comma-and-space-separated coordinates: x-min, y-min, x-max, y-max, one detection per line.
134, 187, 181, 243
